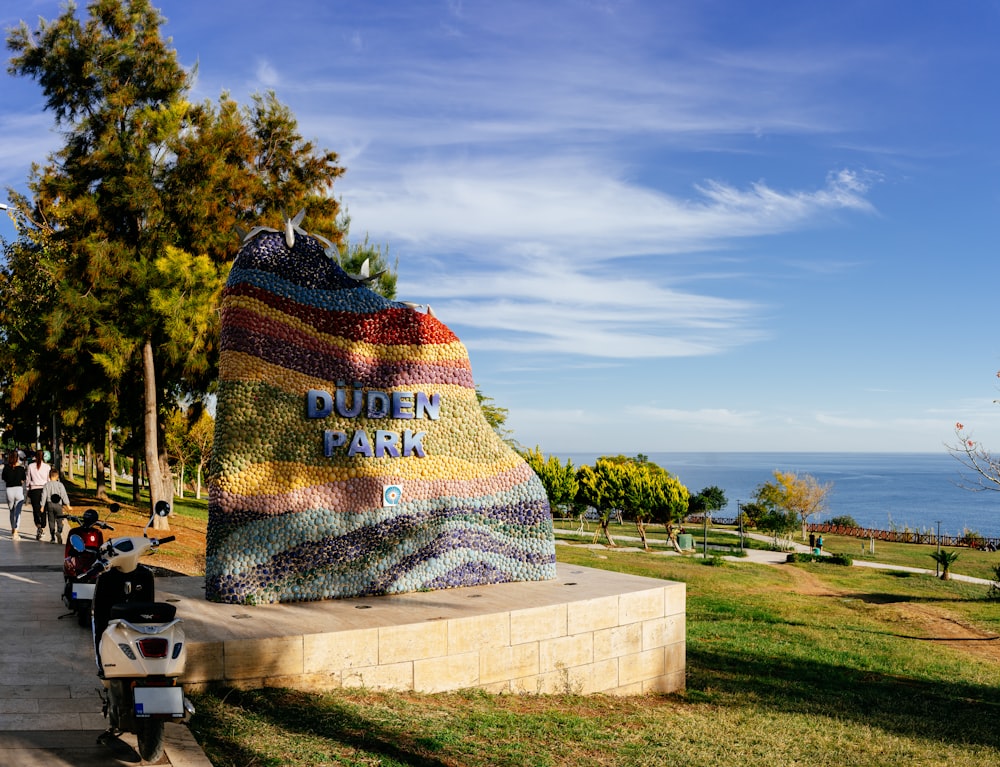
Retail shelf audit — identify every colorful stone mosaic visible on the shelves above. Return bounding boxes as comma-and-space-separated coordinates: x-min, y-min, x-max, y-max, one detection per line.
206, 228, 556, 604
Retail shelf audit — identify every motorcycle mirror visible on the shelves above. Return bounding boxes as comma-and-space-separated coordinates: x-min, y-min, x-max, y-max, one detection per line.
154, 500, 171, 517
68, 534, 85, 553
108, 503, 121, 514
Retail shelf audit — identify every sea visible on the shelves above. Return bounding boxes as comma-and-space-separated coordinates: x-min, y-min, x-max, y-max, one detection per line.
559, 452, 1000, 539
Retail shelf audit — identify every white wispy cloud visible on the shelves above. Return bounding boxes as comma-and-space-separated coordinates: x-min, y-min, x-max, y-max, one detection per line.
629, 407, 762, 428
344, 159, 875, 258
0, 0, 879, 370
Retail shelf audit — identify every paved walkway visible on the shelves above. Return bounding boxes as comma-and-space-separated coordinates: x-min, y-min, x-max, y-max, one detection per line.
0, 501, 213, 766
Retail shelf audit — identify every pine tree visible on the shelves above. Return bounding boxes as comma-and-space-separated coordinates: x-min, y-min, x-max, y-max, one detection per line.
7, 1, 352, 521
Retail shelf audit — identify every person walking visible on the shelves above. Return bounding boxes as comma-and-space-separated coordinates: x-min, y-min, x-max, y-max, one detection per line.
2, 452, 26, 540
40, 468, 72, 544
25, 450, 51, 541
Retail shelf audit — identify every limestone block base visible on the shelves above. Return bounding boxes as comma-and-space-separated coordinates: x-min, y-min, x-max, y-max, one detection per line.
169, 563, 685, 696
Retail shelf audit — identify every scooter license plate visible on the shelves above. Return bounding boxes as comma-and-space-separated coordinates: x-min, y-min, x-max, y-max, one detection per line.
133, 685, 185, 717
71, 583, 95, 600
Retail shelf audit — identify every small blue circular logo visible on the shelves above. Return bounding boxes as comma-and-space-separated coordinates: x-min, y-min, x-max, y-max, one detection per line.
383, 485, 402, 506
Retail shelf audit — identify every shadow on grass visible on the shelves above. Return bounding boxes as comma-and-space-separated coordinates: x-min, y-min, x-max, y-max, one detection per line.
846, 592, 964, 605
687, 645, 1000, 750
193, 686, 450, 767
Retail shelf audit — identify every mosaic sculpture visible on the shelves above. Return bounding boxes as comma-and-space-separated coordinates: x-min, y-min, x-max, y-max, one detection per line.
206, 217, 556, 604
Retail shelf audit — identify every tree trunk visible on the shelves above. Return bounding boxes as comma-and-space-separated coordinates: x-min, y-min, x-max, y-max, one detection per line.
602, 520, 617, 547
108, 423, 116, 493
132, 447, 142, 503
52, 415, 62, 480
84, 443, 91, 489
142, 339, 169, 530
94, 449, 107, 501
592, 517, 617, 547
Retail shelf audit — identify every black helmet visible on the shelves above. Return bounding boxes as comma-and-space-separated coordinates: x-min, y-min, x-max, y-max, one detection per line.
83, 509, 99, 526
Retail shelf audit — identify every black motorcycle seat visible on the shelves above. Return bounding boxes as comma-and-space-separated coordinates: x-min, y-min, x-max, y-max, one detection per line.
108, 601, 177, 624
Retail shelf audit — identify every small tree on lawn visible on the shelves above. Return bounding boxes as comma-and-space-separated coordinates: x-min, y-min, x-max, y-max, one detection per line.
576, 459, 625, 547
188, 410, 214, 500
688, 485, 728, 519
752, 479, 798, 547
764, 470, 832, 540
522, 447, 578, 518
930, 549, 960, 580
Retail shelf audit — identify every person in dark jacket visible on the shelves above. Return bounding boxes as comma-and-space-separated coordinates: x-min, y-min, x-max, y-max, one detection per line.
2, 452, 26, 540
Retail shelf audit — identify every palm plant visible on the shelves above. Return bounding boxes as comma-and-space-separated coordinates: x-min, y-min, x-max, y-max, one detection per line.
929, 549, 960, 580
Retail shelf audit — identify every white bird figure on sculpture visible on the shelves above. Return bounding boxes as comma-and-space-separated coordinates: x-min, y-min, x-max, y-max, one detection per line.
346, 257, 386, 284
400, 301, 435, 317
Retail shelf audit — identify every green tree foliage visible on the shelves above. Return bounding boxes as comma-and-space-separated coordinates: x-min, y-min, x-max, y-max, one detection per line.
576, 459, 622, 547
475, 388, 516, 446
576, 455, 689, 549
737, 500, 766, 529
828, 514, 860, 528
750, 477, 799, 545
5, 1, 351, 520
7, 0, 190, 514
187, 409, 214, 500
687, 485, 728, 517
336, 214, 397, 299
164, 408, 193, 498
522, 447, 578, 516
760, 470, 832, 540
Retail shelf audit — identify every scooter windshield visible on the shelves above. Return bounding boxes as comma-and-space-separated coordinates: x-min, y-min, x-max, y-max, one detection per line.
114, 540, 136, 553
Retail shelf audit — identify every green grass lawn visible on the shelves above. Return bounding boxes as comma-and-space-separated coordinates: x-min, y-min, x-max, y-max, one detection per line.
815, 530, 999, 580
188, 544, 1000, 767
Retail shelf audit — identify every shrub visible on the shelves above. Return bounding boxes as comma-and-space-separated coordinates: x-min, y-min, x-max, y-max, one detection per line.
959, 529, 985, 548
828, 515, 859, 528
786, 552, 853, 566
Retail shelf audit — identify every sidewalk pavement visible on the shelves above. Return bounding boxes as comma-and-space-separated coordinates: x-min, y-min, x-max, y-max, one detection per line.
0, 503, 213, 766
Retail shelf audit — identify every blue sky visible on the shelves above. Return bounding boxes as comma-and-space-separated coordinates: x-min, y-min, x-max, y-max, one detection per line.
2, 0, 1000, 454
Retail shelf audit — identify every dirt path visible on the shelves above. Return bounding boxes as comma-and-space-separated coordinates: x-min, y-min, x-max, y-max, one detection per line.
783, 565, 1000, 663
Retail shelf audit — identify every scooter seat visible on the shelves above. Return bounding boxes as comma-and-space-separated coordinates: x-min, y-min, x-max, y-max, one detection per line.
109, 602, 177, 624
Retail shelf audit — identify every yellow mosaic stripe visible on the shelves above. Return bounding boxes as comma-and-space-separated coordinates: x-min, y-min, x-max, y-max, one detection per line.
213, 453, 526, 496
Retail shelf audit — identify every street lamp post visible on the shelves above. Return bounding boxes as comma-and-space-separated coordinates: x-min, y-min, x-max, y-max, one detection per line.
737, 501, 744, 551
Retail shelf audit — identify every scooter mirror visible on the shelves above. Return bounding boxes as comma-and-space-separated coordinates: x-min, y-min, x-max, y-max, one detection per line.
154, 500, 171, 517
108, 503, 121, 514
69, 534, 85, 553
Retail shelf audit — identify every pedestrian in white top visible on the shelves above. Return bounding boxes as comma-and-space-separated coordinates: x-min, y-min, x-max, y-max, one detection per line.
25, 451, 51, 541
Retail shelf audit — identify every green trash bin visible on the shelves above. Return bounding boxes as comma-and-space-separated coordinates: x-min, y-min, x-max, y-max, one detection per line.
677, 533, 694, 551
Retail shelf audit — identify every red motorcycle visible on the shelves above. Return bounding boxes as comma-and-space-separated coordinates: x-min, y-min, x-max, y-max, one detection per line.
61, 503, 118, 626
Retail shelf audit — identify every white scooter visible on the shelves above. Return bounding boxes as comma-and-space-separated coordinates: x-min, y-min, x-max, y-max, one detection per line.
75, 500, 195, 762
